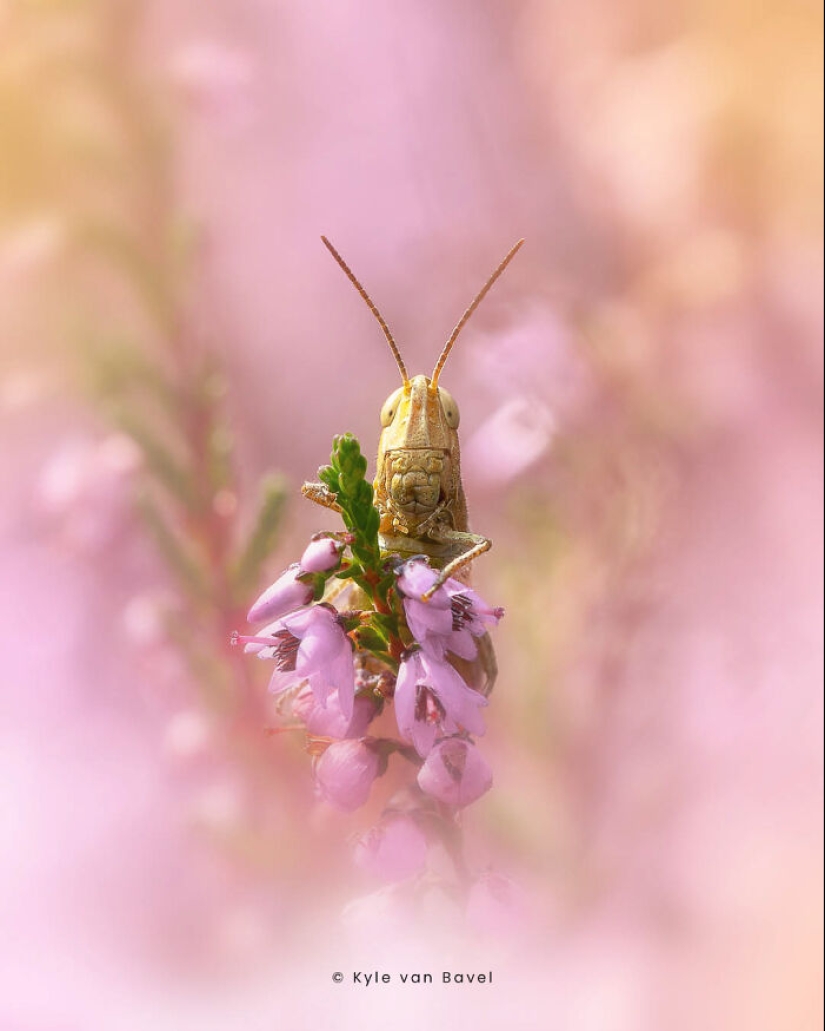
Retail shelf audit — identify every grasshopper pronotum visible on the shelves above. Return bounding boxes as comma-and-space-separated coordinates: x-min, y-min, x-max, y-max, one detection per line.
302, 237, 524, 693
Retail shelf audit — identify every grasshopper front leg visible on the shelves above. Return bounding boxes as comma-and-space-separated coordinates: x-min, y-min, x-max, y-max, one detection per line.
423, 525, 492, 599
301, 481, 343, 513
301, 482, 362, 608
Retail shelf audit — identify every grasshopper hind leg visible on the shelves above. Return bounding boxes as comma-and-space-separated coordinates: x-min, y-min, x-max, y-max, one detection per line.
447, 630, 498, 698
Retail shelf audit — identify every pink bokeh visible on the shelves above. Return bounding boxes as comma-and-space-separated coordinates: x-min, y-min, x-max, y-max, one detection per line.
0, 1, 821, 1028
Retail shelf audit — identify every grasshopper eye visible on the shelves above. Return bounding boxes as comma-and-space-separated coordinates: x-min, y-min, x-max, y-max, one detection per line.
380, 387, 404, 427
438, 387, 460, 429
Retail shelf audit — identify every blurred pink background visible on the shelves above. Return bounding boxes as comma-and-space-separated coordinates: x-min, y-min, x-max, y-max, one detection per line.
0, 1, 822, 1028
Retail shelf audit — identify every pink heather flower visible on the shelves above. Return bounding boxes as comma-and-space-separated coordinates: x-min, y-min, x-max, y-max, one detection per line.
417, 737, 492, 807
395, 649, 487, 757
247, 564, 313, 624
353, 816, 429, 882
299, 535, 344, 573
240, 605, 355, 719
293, 684, 378, 739
395, 558, 503, 661
314, 739, 382, 811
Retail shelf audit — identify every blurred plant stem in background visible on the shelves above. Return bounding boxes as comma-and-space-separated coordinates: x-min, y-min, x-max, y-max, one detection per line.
1, 1, 303, 867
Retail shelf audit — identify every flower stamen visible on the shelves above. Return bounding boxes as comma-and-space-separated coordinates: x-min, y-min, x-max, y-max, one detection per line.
271, 628, 300, 672
415, 684, 446, 726
451, 593, 474, 631
232, 628, 300, 671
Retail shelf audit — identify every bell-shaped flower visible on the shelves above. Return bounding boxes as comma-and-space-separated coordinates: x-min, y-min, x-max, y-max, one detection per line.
353, 816, 429, 882
240, 604, 355, 719
293, 684, 378, 739
417, 736, 492, 807
247, 564, 314, 624
299, 535, 344, 573
394, 649, 487, 757
314, 738, 383, 811
395, 558, 503, 661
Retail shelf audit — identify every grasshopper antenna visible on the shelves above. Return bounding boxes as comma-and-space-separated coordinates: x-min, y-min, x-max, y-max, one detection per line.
430, 238, 524, 390
321, 236, 409, 386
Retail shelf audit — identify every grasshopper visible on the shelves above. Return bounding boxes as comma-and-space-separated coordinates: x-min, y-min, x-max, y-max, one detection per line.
302, 237, 523, 693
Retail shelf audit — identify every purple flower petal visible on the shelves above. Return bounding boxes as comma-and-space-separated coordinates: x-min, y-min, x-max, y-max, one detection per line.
307, 670, 333, 708
394, 655, 438, 756
409, 708, 439, 757
282, 603, 330, 637
453, 587, 504, 634
268, 667, 303, 697
247, 565, 313, 624
297, 615, 344, 674
305, 692, 378, 738
394, 651, 487, 756
300, 536, 343, 573
417, 737, 492, 807
443, 629, 478, 661
252, 606, 355, 719
396, 558, 449, 603
427, 658, 487, 738
314, 739, 381, 811
328, 646, 356, 721
393, 656, 418, 744
405, 598, 453, 639
396, 557, 501, 663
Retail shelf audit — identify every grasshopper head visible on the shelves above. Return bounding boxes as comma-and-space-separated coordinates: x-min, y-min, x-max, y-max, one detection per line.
379, 375, 460, 453
319, 234, 523, 453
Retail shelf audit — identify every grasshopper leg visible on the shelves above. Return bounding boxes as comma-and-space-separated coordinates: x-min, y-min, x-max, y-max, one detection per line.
301, 481, 343, 513
449, 630, 498, 696
423, 527, 492, 599
300, 483, 361, 607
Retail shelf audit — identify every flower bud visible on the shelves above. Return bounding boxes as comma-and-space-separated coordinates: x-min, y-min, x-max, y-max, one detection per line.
314, 739, 382, 811
247, 565, 313, 624
417, 737, 492, 807
300, 535, 344, 573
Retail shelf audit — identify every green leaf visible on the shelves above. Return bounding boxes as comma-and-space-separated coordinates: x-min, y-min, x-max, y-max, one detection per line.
366, 506, 381, 539
350, 625, 389, 653
335, 564, 363, 581
319, 465, 339, 493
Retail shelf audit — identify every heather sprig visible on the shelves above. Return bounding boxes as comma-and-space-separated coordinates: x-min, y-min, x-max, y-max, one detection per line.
319, 436, 394, 595
235, 431, 504, 895
317, 433, 407, 663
